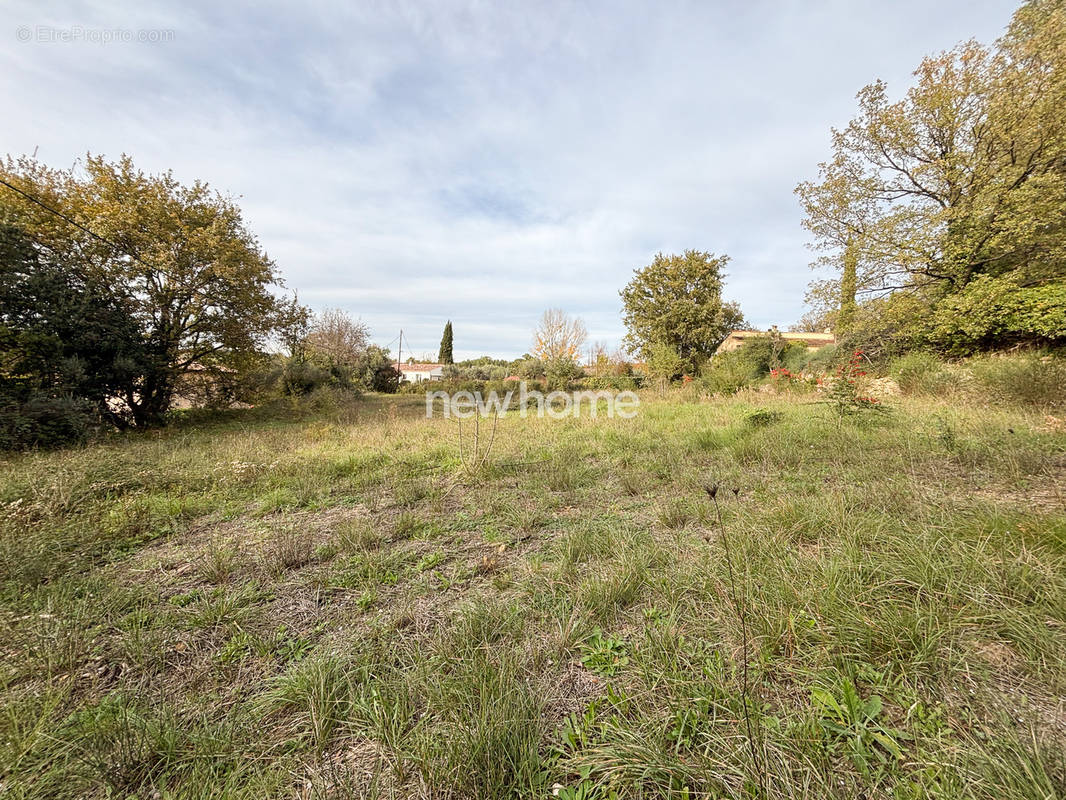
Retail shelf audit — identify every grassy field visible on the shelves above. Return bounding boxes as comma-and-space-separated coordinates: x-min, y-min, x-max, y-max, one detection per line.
1, 389, 1064, 799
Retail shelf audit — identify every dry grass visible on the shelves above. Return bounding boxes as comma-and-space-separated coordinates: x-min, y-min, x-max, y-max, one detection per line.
0, 390, 1064, 798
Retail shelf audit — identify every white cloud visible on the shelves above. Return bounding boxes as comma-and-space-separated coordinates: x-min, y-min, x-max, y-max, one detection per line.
1, 0, 1017, 359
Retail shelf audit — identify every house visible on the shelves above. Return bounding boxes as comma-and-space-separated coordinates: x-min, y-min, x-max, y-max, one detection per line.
399, 362, 445, 383
715, 327, 836, 356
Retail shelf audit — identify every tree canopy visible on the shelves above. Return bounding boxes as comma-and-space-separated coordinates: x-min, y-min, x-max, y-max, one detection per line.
532, 309, 587, 363
438, 320, 454, 364
0, 154, 305, 426
796, 0, 1066, 352
0, 222, 150, 446
620, 250, 744, 373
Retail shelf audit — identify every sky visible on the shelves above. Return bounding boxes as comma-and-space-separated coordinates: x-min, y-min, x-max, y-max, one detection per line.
2, 1, 1019, 361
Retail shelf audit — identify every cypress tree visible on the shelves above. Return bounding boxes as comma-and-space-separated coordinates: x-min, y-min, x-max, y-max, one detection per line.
438, 320, 454, 364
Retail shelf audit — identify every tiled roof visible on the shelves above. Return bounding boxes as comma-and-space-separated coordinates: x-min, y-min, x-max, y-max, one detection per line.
400, 364, 443, 371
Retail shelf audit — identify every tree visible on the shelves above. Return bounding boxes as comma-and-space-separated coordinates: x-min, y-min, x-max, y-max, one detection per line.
0, 222, 149, 446
304, 308, 369, 371
837, 238, 859, 336
620, 250, 744, 373
0, 154, 306, 426
644, 341, 684, 392
532, 309, 587, 363
356, 345, 400, 393
438, 320, 454, 364
796, 1, 1066, 350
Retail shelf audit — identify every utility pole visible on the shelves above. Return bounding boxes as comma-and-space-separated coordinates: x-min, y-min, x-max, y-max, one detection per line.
396, 329, 402, 375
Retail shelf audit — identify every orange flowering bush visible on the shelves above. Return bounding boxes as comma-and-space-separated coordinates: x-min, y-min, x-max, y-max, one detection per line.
826, 350, 884, 416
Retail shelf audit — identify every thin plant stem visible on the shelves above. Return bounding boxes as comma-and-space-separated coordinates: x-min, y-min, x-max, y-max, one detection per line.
708, 486, 766, 797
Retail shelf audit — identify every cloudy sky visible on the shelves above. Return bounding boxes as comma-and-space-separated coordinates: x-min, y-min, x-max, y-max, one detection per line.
3, 1, 1017, 360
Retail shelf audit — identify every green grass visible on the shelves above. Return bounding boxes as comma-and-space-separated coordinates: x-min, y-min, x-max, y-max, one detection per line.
1, 391, 1064, 798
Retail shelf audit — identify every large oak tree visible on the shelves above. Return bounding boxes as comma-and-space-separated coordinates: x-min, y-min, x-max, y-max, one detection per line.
1, 154, 305, 426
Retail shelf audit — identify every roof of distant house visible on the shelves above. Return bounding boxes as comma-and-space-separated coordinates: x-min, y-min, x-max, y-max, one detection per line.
400, 362, 444, 372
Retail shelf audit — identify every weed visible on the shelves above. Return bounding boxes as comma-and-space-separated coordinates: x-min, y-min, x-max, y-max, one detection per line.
194, 537, 240, 583
657, 498, 696, 529
745, 408, 782, 428
2, 390, 1063, 798
260, 527, 315, 576
392, 511, 423, 539
579, 629, 629, 676
260, 655, 350, 752
335, 516, 379, 552
811, 677, 907, 776
417, 550, 445, 571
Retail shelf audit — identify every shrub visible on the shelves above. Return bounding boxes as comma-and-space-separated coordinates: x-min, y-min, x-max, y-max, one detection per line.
280, 360, 335, 396
889, 351, 946, 395
798, 343, 840, 374
968, 352, 1066, 408
579, 375, 639, 391
825, 350, 884, 416
700, 351, 757, 395
0, 392, 96, 449
927, 275, 1066, 353
745, 408, 782, 428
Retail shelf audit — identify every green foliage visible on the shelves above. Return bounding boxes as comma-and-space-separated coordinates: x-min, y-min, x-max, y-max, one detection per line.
837, 238, 859, 335
1, 154, 306, 427
0, 222, 150, 447
438, 320, 454, 364
699, 350, 757, 395
798, 1, 1066, 353
620, 250, 745, 373
890, 352, 948, 395
0, 393, 95, 450
969, 352, 1066, 407
643, 341, 684, 390
698, 334, 810, 396
745, 408, 782, 428
735, 334, 807, 376
811, 678, 906, 776
928, 275, 1066, 352
545, 357, 581, 390
825, 350, 884, 416
890, 350, 1066, 407
355, 345, 400, 393
279, 360, 337, 396
579, 374, 639, 391
578, 629, 629, 676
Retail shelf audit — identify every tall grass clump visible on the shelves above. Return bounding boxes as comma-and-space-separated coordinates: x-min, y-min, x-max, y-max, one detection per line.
890, 351, 952, 395
969, 352, 1066, 408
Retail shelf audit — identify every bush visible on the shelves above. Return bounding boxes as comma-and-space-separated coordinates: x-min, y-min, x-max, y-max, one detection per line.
968, 353, 1066, 407
280, 360, 335, 396
578, 375, 639, 391
927, 276, 1066, 353
699, 351, 757, 395
796, 343, 840, 374
890, 352, 946, 395
0, 393, 96, 449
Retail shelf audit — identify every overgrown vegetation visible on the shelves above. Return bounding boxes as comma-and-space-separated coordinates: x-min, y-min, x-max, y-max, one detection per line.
796, 0, 1066, 357
0, 385, 1063, 798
